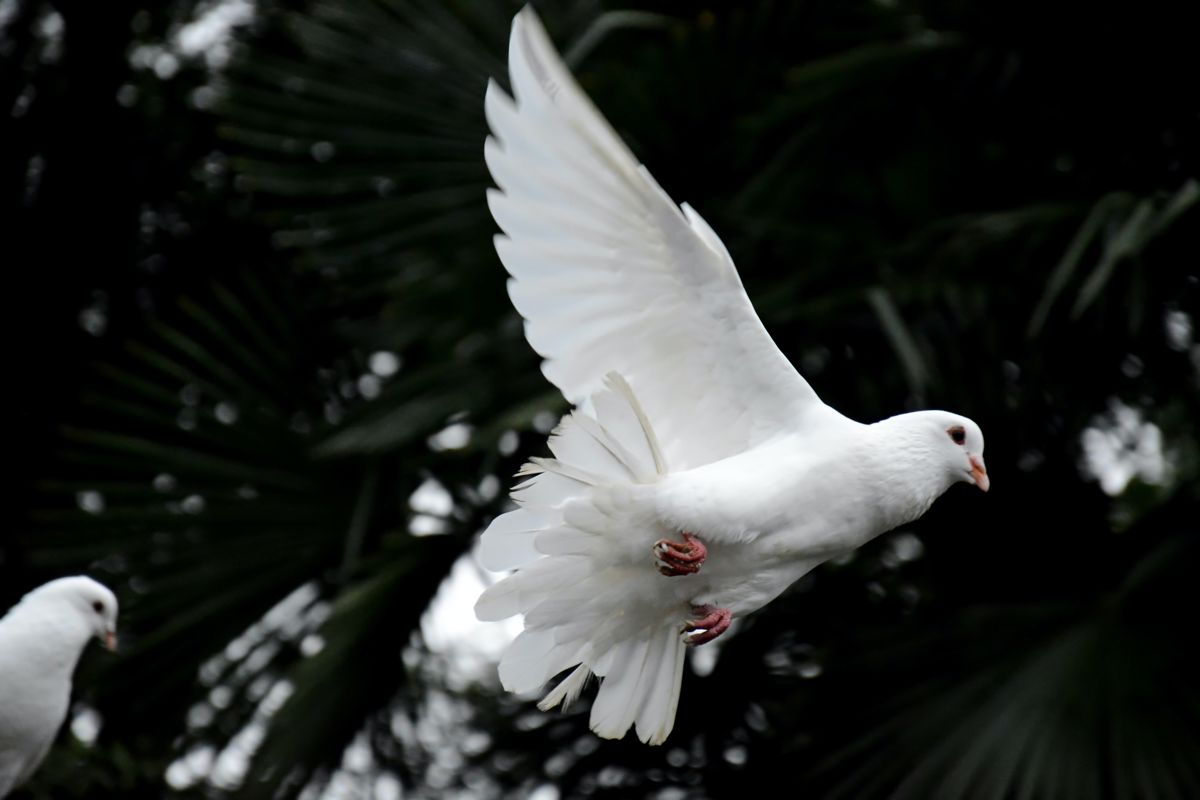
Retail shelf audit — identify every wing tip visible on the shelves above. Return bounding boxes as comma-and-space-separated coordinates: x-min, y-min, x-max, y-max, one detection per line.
508, 3, 568, 109
514, 4, 539, 26
513, 5, 548, 52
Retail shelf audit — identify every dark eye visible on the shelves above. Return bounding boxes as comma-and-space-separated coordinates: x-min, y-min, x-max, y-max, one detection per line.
92, 600, 105, 614
948, 427, 966, 446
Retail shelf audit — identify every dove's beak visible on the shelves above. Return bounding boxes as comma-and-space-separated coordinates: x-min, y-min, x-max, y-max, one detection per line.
104, 629, 118, 652
969, 454, 989, 492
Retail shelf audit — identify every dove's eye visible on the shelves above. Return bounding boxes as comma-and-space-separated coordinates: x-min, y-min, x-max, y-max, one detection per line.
948, 427, 966, 446
92, 600, 105, 614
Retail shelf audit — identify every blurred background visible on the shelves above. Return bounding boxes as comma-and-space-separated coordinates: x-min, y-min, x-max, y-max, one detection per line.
3, 0, 1198, 797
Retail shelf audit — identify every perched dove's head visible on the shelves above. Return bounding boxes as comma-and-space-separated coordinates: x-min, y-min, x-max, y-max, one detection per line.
32, 576, 120, 652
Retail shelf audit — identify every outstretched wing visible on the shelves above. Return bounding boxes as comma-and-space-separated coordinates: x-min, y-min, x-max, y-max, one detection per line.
486, 8, 831, 470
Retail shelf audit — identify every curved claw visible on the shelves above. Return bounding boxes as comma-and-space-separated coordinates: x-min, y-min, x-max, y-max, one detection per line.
683, 604, 732, 646
653, 532, 708, 576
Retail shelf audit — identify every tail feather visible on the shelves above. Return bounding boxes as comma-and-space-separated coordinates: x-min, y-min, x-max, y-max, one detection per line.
475, 554, 589, 621
477, 508, 557, 571
636, 631, 686, 745
525, 565, 635, 631
537, 663, 592, 711
569, 412, 657, 482
561, 499, 622, 536
532, 525, 598, 557
587, 626, 684, 745
474, 372, 687, 744
510, 470, 587, 507
499, 629, 585, 693
589, 637, 651, 738
546, 415, 635, 481
526, 456, 606, 486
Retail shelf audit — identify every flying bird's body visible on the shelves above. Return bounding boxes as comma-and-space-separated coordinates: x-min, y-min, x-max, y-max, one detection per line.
652, 417, 951, 614
476, 7, 988, 745
0, 577, 118, 798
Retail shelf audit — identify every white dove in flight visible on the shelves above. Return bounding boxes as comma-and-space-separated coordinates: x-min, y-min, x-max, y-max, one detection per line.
0, 576, 119, 798
474, 7, 989, 745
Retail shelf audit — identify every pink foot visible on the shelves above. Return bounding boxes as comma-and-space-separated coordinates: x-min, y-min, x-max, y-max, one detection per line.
653, 532, 707, 576
683, 604, 732, 645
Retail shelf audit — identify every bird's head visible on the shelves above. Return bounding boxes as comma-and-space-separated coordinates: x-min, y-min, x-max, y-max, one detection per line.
37, 576, 120, 652
913, 410, 989, 492
873, 410, 989, 496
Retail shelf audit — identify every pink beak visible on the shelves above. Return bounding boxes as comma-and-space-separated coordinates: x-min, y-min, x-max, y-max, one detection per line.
104, 630, 119, 652
970, 454, 990, 492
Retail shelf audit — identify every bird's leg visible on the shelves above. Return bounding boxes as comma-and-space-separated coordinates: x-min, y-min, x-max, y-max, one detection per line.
653, 531, 708, 576
683, 604, 732, 645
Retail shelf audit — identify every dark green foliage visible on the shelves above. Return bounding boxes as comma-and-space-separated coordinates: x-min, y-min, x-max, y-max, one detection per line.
4, 0, 1197, 798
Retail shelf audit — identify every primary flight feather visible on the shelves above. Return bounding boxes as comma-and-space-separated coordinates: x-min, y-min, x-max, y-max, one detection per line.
476, 7, 989, 745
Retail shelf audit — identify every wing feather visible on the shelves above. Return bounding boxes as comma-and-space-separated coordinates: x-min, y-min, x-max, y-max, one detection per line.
487, 8, 831, 469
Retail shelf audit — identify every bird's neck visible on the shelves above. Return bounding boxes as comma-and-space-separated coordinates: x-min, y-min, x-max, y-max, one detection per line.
865, 416, 954, 529
1, 599, 93, 680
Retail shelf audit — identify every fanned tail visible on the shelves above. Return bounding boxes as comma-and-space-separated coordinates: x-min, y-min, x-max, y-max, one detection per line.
474, 372, 686, 745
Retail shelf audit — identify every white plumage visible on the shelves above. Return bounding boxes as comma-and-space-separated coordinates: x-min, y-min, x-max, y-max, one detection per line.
0, 576, 119, 797
476, 7, 990, 745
